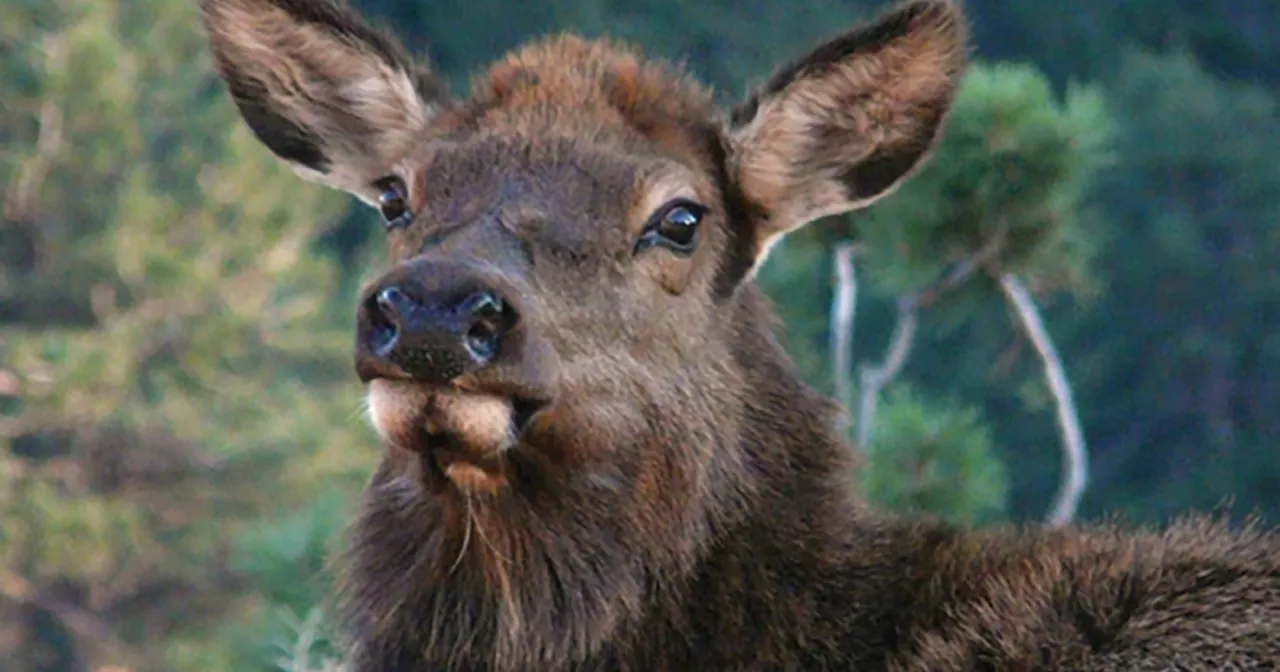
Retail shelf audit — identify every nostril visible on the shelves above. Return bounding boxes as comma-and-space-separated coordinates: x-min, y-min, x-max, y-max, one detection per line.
465, 321, 499, 362
376, 286, 409, 322
361, 282, 514, 381
460, 291, 504, 321
366, 287, 405, 356
458, 291, 511, 364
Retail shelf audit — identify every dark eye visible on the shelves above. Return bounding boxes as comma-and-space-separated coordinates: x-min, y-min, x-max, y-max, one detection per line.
374, 176, 412, 230
634, 200, 706, 256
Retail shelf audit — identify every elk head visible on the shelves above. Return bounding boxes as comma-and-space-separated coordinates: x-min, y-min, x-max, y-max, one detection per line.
199, 0, 967, 667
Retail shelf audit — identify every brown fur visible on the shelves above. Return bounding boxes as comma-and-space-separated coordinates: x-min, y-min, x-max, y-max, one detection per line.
198, 0, 1280, 670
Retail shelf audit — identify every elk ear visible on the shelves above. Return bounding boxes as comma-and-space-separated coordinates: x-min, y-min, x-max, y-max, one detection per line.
198, 0, 449, 203
727, 0, 967, 264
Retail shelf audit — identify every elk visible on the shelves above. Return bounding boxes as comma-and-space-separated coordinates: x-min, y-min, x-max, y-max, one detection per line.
197, 0, 1280, 669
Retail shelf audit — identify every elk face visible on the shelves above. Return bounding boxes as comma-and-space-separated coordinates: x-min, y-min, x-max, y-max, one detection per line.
347, 124, 743, 500
200, 0, 964, 499
199, 0, 965, 666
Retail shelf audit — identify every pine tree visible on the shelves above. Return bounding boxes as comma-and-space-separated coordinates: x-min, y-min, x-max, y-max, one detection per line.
759, 61, 1115, 526
1, 0, 374, 667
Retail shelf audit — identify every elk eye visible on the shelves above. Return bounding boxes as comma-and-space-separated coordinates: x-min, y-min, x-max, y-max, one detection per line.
634, 200, 705, 256
374, 176, 412, 230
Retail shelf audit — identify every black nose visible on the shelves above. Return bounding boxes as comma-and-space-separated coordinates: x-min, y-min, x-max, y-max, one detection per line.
357, 281, 516, 385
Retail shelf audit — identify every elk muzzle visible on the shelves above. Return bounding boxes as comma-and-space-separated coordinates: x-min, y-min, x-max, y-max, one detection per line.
355, 262, 519, 385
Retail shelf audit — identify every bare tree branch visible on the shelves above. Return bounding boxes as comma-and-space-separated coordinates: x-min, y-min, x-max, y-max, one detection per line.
852, 234, 1006, 450
998, 273, 1088, 527
918, 231, 1008, 308
856, 296, 919, 450
830, 243, 860, 438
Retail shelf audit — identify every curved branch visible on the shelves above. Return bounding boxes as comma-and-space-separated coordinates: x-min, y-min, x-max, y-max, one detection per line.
851, 234, 1004, 451
918, 231, 1008, 308
998, 274, 1088, 527
856, 296, 918, 450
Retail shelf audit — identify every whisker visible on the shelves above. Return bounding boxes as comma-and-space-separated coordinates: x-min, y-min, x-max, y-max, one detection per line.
472, 500, 511, 566
448, 492, 475, 575
348, 396, 371, 424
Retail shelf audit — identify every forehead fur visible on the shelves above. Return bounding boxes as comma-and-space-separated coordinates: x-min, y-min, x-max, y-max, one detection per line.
439, 35, 722, 146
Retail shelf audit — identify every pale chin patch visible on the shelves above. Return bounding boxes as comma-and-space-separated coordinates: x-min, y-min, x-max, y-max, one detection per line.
366, 379, 517, 454
366, 379, 430, 447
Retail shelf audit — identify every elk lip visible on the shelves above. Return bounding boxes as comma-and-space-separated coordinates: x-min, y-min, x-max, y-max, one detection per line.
510, 395, 547, 438
414, 393, 547, 452
445, 378, 552, 441
417, 428, 512, 495
365, 377, 550, 460
410, 392, 548, 493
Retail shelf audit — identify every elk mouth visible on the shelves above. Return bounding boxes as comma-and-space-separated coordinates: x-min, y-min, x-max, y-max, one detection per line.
366, 379, 550, 493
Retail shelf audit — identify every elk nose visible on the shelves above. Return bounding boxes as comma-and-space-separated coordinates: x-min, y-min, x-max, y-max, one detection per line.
358, 283, 516, 385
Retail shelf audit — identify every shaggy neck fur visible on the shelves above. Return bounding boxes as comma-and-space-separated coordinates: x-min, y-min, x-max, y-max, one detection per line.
334, 284, 885, 671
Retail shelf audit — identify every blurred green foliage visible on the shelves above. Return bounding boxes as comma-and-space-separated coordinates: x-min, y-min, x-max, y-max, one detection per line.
859, 385, 1008, 527
855, 63, 1115, 302
1, 0, 370, 667
1, 0, 1276, 669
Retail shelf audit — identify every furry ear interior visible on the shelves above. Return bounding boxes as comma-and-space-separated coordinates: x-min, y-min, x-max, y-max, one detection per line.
198, 0, 449, 202
728, 0, 968, 265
